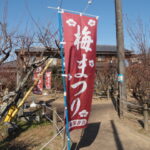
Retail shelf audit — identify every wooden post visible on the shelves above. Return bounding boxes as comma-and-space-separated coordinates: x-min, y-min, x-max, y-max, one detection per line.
107, 88, 110, 100
53, 107, 57, 135
115, 0, 127, 118
143, 103, 149, 131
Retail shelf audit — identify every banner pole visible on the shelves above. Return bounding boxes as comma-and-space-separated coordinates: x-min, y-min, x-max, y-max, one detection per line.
58, 11, 71, 150
48, 6, 99, 19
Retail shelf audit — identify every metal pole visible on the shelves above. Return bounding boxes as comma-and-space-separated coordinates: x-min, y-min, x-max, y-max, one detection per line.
58, 11, 71, 150
115, 0, 127, 117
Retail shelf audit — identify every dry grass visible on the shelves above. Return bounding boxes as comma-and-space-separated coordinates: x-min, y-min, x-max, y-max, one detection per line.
0, 121, 63, 150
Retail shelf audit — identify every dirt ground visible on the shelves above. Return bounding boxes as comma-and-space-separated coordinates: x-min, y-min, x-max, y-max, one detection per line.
0, 122, 63, 150
1, 94, 150, 150
70, 100, 150, 150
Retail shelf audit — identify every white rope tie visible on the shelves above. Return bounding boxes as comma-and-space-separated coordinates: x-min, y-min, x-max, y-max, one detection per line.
39, 126, 65, 150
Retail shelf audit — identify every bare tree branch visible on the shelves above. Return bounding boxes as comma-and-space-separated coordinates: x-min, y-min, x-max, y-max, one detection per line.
126, 17, 150, 104
0, 22, 13, 65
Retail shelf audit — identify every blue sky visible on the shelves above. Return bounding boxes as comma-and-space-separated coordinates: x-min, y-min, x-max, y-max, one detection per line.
0, 0, 149, 50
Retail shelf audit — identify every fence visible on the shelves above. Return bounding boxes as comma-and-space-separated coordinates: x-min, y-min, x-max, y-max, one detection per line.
17, 100, 66, 150
111, 93, 150, 131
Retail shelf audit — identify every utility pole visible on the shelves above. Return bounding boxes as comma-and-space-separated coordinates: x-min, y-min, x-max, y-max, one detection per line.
115, 0, 127, 117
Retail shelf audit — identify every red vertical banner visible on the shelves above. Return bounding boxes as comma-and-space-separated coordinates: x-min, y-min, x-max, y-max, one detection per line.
33, 67, 43, 94
63, 12, 98, 131
45, 72, 52, 89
